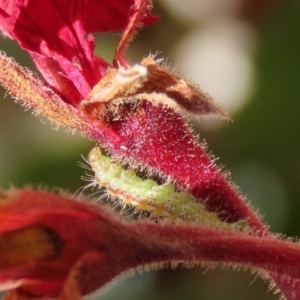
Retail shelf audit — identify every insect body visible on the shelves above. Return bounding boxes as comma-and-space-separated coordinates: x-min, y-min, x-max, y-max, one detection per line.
87, 147, 247, 231
88, 147, 205, 221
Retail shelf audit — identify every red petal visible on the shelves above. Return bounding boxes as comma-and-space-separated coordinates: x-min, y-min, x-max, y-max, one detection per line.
84, 101, 300, 299
0, 189, 104, 297
0, 0, 158, 104
2, 189, 300, 300
85, 102, 259, 224
113, 0, 160, 67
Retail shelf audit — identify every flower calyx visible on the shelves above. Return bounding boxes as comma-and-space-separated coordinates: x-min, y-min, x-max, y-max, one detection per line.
81, 56, 229, 124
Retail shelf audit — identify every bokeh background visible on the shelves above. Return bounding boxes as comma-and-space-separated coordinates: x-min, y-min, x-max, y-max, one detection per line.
0, 0, 300, 299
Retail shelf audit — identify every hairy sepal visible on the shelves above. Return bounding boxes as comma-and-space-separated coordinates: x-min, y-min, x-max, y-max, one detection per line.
81, 56, 229, 122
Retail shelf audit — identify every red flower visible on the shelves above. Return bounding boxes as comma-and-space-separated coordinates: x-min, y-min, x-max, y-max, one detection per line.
1, 189, 300, 299
0, 0, 158, 104
0, 0, 243, 224
0, 1, 300, 299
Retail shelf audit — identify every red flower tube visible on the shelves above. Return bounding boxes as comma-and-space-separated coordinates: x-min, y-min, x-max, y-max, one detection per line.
0, 189, 300, 299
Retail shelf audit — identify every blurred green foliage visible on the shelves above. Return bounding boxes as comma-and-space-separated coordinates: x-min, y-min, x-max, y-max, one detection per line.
1, 0, 300, 299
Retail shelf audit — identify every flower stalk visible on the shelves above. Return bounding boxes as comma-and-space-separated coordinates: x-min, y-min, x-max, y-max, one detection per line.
0, 189, 299, 299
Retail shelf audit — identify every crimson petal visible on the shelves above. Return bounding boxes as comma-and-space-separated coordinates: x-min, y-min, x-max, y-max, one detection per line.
0, 0, 158, 104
